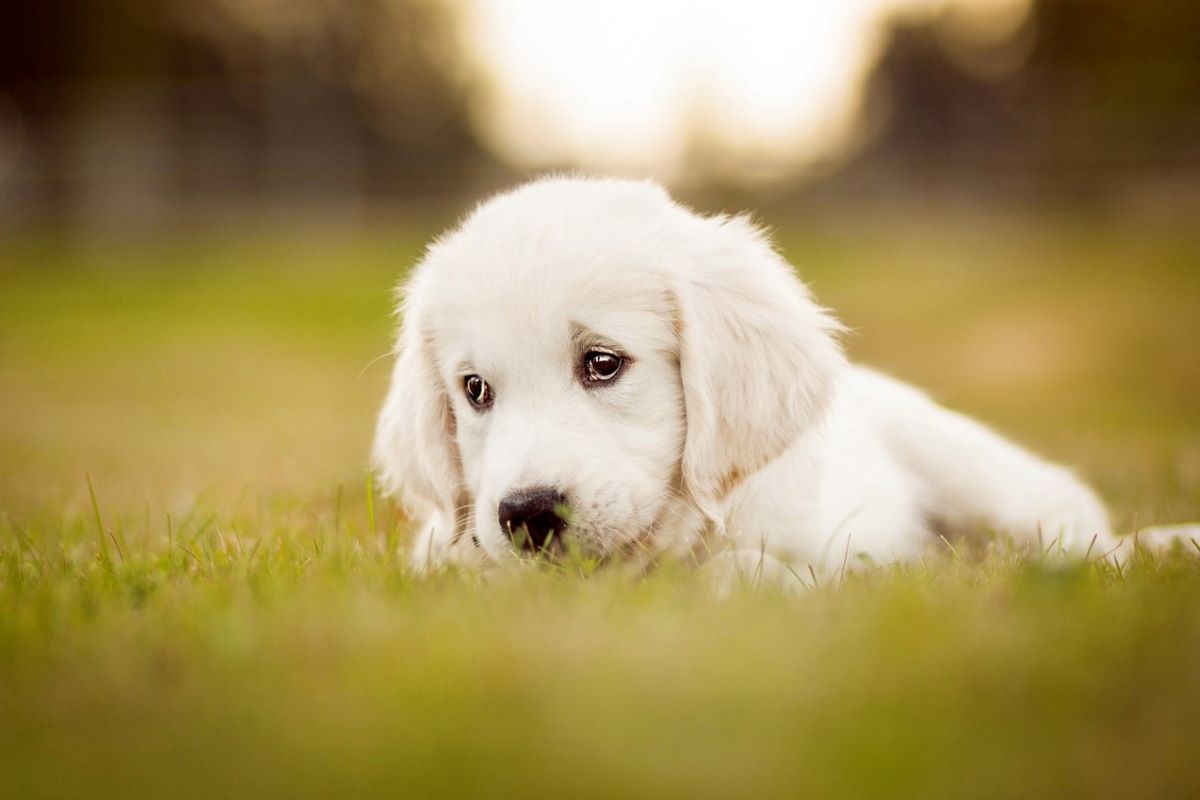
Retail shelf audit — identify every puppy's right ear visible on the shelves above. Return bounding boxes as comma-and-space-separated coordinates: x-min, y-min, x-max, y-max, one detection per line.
673, 214, 846, 524
371, 269, 462, 522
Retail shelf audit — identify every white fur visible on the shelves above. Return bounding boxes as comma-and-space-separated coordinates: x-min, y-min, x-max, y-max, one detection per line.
373, 177, 1192, 581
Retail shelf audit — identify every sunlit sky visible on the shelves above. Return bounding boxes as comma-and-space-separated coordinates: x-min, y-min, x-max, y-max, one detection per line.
462, 0, 1028, 179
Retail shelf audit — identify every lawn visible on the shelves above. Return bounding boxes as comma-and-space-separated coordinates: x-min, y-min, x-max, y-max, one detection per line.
2, 214, 1199, 798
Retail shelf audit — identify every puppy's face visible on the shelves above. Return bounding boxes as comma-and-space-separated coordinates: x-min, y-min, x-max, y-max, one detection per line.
419, 192, 688, 559
374, 178, 844, 564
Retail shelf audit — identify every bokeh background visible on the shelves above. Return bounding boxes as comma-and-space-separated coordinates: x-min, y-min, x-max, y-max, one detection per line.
5, 0, 1200, 224
2, 0, 1198, 524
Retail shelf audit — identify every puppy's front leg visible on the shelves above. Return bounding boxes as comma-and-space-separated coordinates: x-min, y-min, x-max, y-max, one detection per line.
699, 549, 810, 595
407, 512, 474, 572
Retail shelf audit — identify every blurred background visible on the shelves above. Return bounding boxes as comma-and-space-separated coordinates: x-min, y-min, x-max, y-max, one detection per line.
1, 0, 1198, 523
3, 0, 1199, 227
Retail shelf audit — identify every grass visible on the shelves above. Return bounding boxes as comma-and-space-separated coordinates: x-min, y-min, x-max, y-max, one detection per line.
2, 215, 1199, 798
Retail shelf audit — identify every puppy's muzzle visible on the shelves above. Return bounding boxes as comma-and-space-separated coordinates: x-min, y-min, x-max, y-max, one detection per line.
498, 487, 569, 552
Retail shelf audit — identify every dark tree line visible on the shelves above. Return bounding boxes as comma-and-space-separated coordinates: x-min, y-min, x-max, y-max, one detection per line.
2, 0, 1197, 224
843, 0, 1200, 201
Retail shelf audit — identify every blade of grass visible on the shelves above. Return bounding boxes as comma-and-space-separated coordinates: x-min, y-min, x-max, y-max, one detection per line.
365, 471, 376, 535
86, 473, 111, 563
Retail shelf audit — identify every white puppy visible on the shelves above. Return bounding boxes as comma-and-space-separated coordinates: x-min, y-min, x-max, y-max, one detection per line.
373, 177, 1190, 580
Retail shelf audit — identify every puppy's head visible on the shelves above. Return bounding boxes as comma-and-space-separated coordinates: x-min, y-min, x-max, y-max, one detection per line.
373, 177, 844, 562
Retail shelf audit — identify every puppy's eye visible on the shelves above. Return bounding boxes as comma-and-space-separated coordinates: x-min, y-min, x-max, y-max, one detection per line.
583, 349, 624, 384
463, 374, 493, 408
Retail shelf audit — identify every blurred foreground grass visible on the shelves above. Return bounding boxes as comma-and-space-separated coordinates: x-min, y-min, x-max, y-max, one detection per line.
2, 215, 1199, 798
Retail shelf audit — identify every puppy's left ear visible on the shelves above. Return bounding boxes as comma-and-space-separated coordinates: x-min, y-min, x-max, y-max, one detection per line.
674, 214, 846, 521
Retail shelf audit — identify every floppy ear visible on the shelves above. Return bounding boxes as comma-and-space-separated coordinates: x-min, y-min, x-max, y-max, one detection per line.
371, 269, 463, 526
674, 214, 846, 522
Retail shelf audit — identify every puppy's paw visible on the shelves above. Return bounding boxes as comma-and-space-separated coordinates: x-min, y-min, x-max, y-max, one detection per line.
1130, 524, 1200, 556
699, 550, 809, 597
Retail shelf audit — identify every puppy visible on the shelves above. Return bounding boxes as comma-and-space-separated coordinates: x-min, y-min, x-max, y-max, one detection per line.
373, 177, 1189, 580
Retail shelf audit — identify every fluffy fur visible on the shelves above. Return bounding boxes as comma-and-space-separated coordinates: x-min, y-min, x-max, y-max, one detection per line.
373, 177, 1192, 581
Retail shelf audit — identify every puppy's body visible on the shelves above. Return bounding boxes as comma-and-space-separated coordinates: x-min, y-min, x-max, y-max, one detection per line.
374, 177, 1167, 580
724, 366, 1111, 572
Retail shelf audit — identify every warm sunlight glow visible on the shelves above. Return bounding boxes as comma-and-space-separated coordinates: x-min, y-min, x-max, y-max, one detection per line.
462, 0, 1029, 180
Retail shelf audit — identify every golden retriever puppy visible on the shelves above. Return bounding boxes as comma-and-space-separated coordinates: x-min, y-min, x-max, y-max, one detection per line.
374, 177, 1195, 581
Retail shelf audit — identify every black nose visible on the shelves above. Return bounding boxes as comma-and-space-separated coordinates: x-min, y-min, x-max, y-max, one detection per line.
498, 487, 569, 552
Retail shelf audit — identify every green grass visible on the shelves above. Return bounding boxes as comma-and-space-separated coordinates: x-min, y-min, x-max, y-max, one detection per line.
2, 217, 1199, 798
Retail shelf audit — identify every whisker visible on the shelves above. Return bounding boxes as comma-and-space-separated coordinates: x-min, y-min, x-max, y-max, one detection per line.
357, 350, 396, 381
